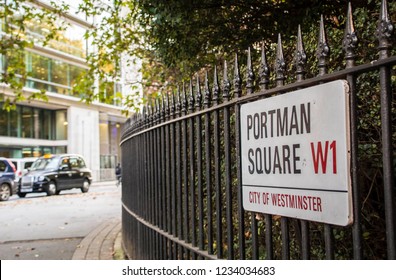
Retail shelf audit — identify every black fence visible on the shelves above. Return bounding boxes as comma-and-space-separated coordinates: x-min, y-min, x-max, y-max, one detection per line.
120, 1, 395, 260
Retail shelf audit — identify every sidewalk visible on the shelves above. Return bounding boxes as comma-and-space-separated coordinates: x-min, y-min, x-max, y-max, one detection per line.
91, 180, 118, 187
71, 179, 124, 260
72, 219, 124, 260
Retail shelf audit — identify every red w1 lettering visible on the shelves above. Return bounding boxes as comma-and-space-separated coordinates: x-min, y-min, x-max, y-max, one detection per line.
310, 141, 337, 174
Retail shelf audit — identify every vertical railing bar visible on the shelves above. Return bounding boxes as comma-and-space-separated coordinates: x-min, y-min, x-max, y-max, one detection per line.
144, 156, 148, 259
247, 47, 259, 260
204, 71, 214, 255
343, 2, 361, 260
317, 14, 334, 260
295, 24, 310, 260
153, 104, 158, 227
171, 92, 179, 258
160, 99, 166, 233
140, 114, 145, 223
155, 102, 161, 260
195, 75, 204, 256
234, 54, 246, 259
165, 95, 171, 241
144, 109, 149, 223
259, 43, 274, 260
182, 85, 190, 259
148, 227, 152, 260
197, 111, 204, 249
150, 107, 155, 225
265, 215, 273, 259
376, 0, 395, 260
143, 116, 148, 224
188, 80, 197, 258
160, 235, 165, 260
147, 109, 152, 259
144, 107, 149, 224
156, 231, 159, 260
147, 105, 155, 260
135, 135, 140, 259
223, 60, 234, 259
212, 65, 223, 259
275, 34, 290, 260
175, 89, 183, 258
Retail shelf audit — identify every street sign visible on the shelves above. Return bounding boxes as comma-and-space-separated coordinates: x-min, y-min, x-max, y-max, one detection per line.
240, 80, 352, 226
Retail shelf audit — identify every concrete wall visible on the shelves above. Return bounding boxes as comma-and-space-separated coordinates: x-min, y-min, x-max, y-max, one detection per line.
67, 106, 100, 181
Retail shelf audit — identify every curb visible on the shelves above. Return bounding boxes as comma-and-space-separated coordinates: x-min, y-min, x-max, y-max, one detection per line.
91, 180, 118, 187
72, 220, 121, 260
112, 229, 127, 260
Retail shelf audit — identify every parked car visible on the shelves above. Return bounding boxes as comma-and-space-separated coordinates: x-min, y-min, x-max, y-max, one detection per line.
10, 157, 37, 183
19, 154, 92, 197
0, 157, 17, 201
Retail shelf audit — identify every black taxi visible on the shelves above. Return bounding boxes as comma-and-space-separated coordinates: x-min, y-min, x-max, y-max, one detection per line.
18, 154, 92, 197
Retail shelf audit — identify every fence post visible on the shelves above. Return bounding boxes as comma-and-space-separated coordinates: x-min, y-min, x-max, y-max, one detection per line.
376, 0, 395, 259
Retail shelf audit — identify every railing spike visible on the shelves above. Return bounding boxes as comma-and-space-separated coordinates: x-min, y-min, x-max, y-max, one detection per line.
212, 65, 219, 105
147, 102, 152, 126
376, 0, 393, 59
233, 53, 242, 98
189, 79, 195, 112
195, 75, 202, 110
246, 47, 255, 94
142, 104, 148, 128
275, 34, 286, 87
169, 89, 176, 118
182, 82, 187, 115
150, 102, 155, 126
295, 25, 307, 82
161, 94, 166, 122
259, 42, 270, 91
204, 71, 211, 108
317, 15, 330, 76
343, 2, 358, 68
155, 98, 160, 124
165, 92, 170, 120
174, 85, 180, 116
223, 60, 231, 101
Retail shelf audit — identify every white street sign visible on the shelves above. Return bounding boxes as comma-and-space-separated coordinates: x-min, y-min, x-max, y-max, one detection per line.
240, 80, 352, 226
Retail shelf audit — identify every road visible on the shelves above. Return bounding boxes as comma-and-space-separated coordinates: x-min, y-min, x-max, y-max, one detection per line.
0, 181, 121, 260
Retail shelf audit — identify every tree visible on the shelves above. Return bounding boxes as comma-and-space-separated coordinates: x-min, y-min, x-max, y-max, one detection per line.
0, 0, 69, 111
1, 1, 394, 111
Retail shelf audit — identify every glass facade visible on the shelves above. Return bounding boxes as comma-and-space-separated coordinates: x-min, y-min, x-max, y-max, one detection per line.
1, 11, 123, 107
0, 146, 66, 158
0, 104, 67, 140
1, 1, 126, 177
25, 51, 87, 96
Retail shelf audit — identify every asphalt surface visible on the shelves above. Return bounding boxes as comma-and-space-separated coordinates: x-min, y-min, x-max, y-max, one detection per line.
0, 181, 121, 260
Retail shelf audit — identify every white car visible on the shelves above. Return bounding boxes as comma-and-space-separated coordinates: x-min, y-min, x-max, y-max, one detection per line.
10, 158, 38, 183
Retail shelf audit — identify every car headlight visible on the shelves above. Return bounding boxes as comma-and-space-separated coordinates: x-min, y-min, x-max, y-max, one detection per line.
36, 176, 46, 182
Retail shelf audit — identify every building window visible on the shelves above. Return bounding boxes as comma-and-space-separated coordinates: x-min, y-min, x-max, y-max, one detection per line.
21, 106, 33, 138
0, 104, 66, 140
25, 52, 87, 96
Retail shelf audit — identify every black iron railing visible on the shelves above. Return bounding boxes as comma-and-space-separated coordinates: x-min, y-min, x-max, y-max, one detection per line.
121, 0, 395, 260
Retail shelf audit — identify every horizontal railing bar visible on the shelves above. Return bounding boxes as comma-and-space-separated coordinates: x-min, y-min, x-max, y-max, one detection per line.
120, 56, 396, 145
122, 202, 218, 260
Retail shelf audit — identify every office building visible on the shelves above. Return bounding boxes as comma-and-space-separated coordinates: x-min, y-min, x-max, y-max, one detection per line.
0, 0, 130, 181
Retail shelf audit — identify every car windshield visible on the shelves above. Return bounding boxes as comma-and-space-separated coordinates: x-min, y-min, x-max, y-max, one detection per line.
30, 157, 60, 171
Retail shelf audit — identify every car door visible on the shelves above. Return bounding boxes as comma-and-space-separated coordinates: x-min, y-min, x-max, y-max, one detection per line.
69, 156, 84, 187
57, 156, 75, 189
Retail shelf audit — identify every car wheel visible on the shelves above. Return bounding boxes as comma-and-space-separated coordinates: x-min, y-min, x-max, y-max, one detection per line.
0, 183, 11, 201
46, 181, 57, 196
81, 179, 90, 193
17, 192, 27, 198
